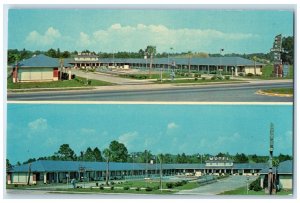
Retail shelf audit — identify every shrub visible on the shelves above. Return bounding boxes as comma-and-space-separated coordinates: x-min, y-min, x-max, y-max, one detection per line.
194, 77, 198, 81
123, 186, 130, 190
211, 76, 217, 80
253, 184, 262, 191
181, 180, 188, 185
225, 76, 230, 80
238, 73, 244, 76
217, 76, 224, 80
202, 77, 206, 80
110, 186, 114, 190
175, 181, 183, 187
249, 178, 262, 191
166, 182, 174, 189
110, 181, 115, 185
247, 73, 254, 77
136, 187, 141, 191
99, 186, 104, 190
145, 187, 153, 191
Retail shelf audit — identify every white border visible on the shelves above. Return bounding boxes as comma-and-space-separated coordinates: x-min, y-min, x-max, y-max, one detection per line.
1, 1, 299, 202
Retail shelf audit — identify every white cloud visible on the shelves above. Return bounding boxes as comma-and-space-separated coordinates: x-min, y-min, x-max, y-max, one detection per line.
118, 131, 138, 150
80, 128, 96, 134
75, 23, 258, 52
28, 118, 48, 131
25, 27, 61, 46
77, 32, 91, 47
167, 122, 178, 129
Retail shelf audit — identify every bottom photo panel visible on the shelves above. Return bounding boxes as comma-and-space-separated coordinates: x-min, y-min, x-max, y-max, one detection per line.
6, 103, 294, 198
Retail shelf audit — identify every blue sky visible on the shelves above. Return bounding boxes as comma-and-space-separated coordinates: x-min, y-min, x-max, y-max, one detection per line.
8, 9, 293, 54
6, 104, 293, 164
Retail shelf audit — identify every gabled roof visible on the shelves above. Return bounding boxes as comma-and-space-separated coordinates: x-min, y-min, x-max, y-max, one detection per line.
10, 160, 270, 173
99, 57, 264, 66
9, 160, 206, 173
17, 54, 59, 68
260, 160, 293, 174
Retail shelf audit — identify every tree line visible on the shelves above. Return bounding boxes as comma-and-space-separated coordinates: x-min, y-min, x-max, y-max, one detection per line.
6, 140, 293, 169
7, 36, 294, 65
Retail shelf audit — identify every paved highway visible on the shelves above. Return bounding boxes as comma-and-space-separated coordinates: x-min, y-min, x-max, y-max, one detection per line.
8, 82, 293, 102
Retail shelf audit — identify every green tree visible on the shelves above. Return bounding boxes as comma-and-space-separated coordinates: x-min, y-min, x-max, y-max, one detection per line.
103, 148, 112, 185
108, 140, 128, 162
62, 51, 71, 58
277, 153, 292, 162
93, 147, 103, 161
56, 144, 76, 161
57, 48, 61, 58
281, 36, 294, 65
83, 147, 95, 161
141, 150, 153, 163
234, 153, 249, 163
46, 48, 57, 58
6, 159, 12, 171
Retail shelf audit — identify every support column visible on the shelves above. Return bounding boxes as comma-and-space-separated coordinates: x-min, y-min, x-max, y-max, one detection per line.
235, 66, 238, 76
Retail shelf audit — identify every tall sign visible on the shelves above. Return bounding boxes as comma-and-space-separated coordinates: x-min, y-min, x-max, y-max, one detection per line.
270, 34, 283, 77
268, 123, 275, 195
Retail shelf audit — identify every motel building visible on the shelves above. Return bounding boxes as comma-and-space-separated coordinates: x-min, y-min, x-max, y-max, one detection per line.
10, 53, 264, 83
70, 52, 101, 69
7, 157, 272, 185
259, 160, 293, 190
11, 54, 72, 83
99, 57, 264, 76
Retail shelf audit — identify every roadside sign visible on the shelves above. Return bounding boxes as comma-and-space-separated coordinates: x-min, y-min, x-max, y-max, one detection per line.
283, 64, 289, 77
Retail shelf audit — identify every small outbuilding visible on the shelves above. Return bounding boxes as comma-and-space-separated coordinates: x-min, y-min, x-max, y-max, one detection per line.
12, 54, 61, 83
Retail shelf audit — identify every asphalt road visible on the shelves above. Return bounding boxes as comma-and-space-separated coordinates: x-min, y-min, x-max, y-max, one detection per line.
176, 175, 257, 195
8, 82, 293, 102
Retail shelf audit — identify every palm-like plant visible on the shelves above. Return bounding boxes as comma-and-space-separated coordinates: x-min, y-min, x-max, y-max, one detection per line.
103, 148, 112, 186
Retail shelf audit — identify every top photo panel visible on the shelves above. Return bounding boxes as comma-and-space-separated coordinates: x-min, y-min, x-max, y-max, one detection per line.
6, 8, 294, 102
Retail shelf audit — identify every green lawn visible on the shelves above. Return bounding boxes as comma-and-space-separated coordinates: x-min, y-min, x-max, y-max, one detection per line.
7, 179, 199, 195
155, 78, 242, 84
248, 64, 294, 79
119, 72, 188, 80
7, 76, 114, 89
262, 88, 293, 95
53, 187, 174, 195
219, 186, 293, 196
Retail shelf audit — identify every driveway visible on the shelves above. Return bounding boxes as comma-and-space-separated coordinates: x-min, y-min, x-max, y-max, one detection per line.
176, 175, 257, 195
72, 69, 153, 85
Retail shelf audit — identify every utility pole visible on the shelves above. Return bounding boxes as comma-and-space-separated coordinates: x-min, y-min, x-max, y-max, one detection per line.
149, 53, 153, 78
60, 58, 64, 81
27, 163, 31, 185
158, 154, 163, 192
268, 123, 274, 195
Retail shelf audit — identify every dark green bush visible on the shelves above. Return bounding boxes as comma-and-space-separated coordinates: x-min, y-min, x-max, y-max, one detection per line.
145, 187, 153, 191
99, 186, 104, 190
202, 77, 206, 80
225, 76, 230, 80
181, 180, 188, 185
249, 178, 262, 191
166, 182, 174, 188
136, 187, 140, 191
175, 181, 183, 187
194, 77, 198, 81
211, 76, 217, 80
247, 73, 254, 77
123, 186, 130, 190
110, 186, 114, 190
